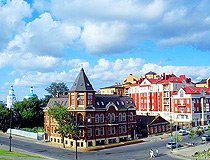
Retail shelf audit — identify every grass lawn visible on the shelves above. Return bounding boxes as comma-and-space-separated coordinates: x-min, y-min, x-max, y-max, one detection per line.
0, 148, 43, 158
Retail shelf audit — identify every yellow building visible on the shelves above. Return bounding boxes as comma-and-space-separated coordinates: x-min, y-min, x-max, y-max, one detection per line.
196, 76, 210, 88
100, 83, 124, 95
122, 74, 139, 87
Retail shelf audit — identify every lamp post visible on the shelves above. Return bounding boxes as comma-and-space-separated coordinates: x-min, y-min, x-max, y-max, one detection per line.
9, 107, 12, 152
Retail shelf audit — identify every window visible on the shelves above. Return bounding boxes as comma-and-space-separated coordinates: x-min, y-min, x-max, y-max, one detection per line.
118, 113, 122, 122
186, 115, 189, 119
117, 101, 120, 105
158, 126, 161, 132
130, 112, 133, 121
187, 99, 189, 104
87, 114, 92, 123
101, 101, 104, 105
121, 101, 124, 105
97, 102, 100, 105
112, 113, 115, 122
112, 127, 115, 134
87, 128, 92, 137
95, 127, 100, 136
175, 107, 177, 111
100, 127, 104, 136
122, 113, 126, 121
123, 125, 127, 133
151, 127, 153, 134
100, 114, 104, 123
108, 113, 111, 122
71, 94, 74, 105
88, 93, 93, 105
166, 125, 168, 131
144, 93, 146, 96
180, 99, 184, 105
144, 99, 146, 103
119, 126, 123, 134
162, 125, 165, 132
154, 127, 157, 133
95, 114, 99, 123
77, 95, 84, 105
108, 127, 111, 135
187, 107, 190, 112
141, 99, 143, 103
175, 99, 177, 104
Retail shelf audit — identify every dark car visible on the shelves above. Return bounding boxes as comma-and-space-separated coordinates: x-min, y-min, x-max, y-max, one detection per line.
201, 134, 210, 141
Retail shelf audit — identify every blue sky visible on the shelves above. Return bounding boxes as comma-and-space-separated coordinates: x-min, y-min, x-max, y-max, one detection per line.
1, 0, 210, 101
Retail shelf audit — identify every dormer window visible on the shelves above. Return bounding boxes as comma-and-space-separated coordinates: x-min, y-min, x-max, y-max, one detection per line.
121, 101, 124, 105
116, 101, 120, 105
97, 102, 100, 105
101, 101, 104, 105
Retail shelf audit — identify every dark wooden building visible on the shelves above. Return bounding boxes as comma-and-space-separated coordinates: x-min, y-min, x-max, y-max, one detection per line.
44, 68, 136, 148
136, 115, 170, 137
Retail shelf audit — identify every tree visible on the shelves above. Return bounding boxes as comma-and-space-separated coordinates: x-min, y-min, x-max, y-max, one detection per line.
173, 132, 182, 142
188, 127, 196, 144
13, 97, 44, 128
45, 82, 69, 97
0, 104, 10, 132
196, 126, 204, 137
48, 103, 76, 148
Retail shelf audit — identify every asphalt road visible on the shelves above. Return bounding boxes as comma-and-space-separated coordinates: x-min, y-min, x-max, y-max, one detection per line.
0, 133, 201, 160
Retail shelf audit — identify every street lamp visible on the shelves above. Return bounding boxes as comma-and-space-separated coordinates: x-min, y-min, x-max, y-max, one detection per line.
9, 107, 13, 152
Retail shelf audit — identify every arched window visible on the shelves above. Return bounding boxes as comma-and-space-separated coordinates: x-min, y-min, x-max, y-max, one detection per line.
95, 114, 99, 123
77, 113, 83, 125
87, 114, 92, 123
122, 113, 126, 121
118, 113, 122, 122
108, 113, 111, 122
100, 114, 104, 123
130, 112, 133, 121
112, 113, 115, 122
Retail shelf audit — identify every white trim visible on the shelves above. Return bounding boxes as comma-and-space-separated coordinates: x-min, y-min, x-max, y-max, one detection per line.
106, 102, 119, 111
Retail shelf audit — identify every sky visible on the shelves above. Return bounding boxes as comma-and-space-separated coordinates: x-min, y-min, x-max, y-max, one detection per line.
1, 0, 210, 101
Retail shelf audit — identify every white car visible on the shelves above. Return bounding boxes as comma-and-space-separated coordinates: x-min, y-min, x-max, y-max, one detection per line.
200, 126, 209, 131
179, 130, 188, 136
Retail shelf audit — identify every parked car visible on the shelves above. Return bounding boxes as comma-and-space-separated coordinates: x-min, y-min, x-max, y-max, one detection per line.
179, 130, 188, 136
166, 142, 181, 149
201, 134, 210, 141
200, 126, 209, 131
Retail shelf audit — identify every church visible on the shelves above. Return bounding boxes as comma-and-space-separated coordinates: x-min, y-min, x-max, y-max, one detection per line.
44, 68, 136, 148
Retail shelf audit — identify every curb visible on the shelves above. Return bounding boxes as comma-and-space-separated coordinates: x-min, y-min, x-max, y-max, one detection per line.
81, 139, 144, 152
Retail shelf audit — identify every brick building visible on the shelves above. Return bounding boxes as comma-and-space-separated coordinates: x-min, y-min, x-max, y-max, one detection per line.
44, 68, 136, 148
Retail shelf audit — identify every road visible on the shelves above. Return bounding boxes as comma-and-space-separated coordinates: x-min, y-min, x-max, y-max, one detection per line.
0, 133, 201, 160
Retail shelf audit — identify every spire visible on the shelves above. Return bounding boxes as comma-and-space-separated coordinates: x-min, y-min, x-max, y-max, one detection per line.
70, 68, 94, 92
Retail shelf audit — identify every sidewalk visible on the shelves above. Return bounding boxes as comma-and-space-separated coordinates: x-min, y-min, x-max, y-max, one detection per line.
171, 142, 210, 160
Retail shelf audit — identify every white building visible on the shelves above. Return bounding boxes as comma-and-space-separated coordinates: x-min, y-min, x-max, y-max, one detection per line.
6, 85, 16, 109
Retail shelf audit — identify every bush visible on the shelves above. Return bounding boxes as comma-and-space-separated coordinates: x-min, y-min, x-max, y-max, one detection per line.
21, 127, 44, 133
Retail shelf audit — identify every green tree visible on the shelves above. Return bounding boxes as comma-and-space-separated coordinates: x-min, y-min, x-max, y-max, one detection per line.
188, 127, 196, 144
45, 82, 69, 97
196, 126, 204, 136
173, 132, 182, 142
0, 104, 11, 132
13, 97, 44, 128
48, 103, 76, 148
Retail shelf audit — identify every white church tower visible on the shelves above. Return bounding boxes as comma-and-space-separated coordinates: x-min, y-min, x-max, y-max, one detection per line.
7, 85, 16, 109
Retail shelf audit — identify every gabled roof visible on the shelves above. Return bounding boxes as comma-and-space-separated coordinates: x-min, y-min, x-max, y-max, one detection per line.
70, 68, 94, 92
136, 115, 169, 126
100, 85, 123, 89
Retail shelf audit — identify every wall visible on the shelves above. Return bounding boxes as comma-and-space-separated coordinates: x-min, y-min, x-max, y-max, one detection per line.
7, 129, 44, 140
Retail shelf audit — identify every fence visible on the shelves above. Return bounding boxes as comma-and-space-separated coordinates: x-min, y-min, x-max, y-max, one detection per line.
7, 129, 44, 140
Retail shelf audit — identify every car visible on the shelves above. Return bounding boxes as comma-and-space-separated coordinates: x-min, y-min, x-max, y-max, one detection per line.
166, 142, 181, 149
200, 126, 209, 131
179, 130, 188, 136
201, 134, 210, 141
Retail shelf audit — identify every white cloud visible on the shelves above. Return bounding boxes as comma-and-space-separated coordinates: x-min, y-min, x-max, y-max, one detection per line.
140, 63, 210, 81
8, 12, 81, 57
0, 0, 32, 50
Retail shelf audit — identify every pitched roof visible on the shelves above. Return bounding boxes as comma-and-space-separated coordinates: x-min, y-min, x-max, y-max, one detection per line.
136, 115, 169, 126
94, 95, 135, 110
100, 85, 123, 89
70, 68, 94, 92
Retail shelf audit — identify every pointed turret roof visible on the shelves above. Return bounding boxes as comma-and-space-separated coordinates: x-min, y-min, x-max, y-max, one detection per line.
70, 68, 94, 92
